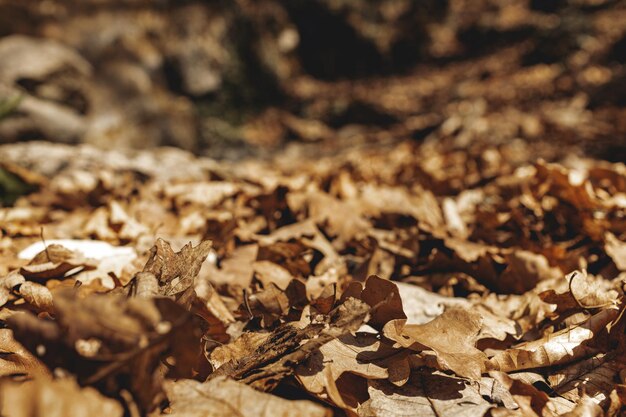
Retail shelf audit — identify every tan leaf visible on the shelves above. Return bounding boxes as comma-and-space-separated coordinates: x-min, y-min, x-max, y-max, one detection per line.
164, 181, 239, 209
253, 260, 294, 290
0, 377, 123, 417
0, 329, 49, 378
15, 281, 54, 313
559, 396, 603, 417
384, 308, 488, 380
205, 244, 257, 288
395, 281, 470, 325
162, 377, 330, 417
193, 277, 235, 327
296, 333, 391, 397
479, 376, 519, 409
539, 271, 619, 313
549, 356, 623, 406
132, 271, 159, 298
499, 250, 561, 294
0, 271, 24, 308
359, 371, 492, 417
490, 371, 556, 417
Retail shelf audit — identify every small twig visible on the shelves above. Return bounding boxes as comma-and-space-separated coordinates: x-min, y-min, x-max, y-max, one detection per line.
39, 226, 51, 262
242, 288, 254, 319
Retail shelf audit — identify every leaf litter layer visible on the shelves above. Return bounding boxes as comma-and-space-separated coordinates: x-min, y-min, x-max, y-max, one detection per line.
1, 138, 626, 417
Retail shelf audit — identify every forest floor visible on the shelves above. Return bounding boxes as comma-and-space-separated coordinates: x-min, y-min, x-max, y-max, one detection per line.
0, 132, 625, 417
1, 1, 626, 416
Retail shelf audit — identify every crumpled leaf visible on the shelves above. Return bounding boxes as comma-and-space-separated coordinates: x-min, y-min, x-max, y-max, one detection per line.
384, 308, 488, 380
142, 238, 212, 298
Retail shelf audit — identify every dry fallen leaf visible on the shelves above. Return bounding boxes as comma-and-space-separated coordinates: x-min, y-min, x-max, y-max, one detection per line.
162, 377, 331, 417
359, 371, 492, 417
142, 238, 212, 298
20, 243, 96, 282
0, 329, 49, 379
384, 308, 488, 380
0, 377, 123, 417
489, 307, 620, 373
296, 333, 391, 407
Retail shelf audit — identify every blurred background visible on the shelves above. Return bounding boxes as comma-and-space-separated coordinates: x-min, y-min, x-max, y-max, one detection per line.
0, 0, 624, 160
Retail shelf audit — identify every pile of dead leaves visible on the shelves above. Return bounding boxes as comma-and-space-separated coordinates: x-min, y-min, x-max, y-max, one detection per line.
1, 140, 626, 417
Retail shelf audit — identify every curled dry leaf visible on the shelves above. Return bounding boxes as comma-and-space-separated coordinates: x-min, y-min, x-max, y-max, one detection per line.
489, 307, 620, 373
0, 271, 24, 308
15, 281, 54, 313
540, 270, 619, 314
20, 243, 97, 281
